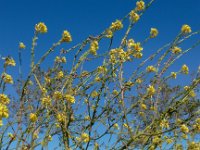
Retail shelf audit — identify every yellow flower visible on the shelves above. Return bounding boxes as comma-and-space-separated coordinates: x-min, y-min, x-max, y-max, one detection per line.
152, 136, 161, 144
35, 22, 47, 33
181, 64, 189, 74
147, 85, 156, 96
61, 30, 72, 42
81, 133, 90, 143
0, 94, 10, 105
2, 73, 13, 84
171, 72, 177, 79
136, 78, 143, 84
110, 20, 123, 31
56, 71, 64, 79
105, 29, 113, 38
181, 24, 191, 34
136, 1, 145, 11
133, 52, 143, 58
0, 104, 9, 118
4, 57, 16, 66
56, 113, 66, 122
171, 46, 182, 54
160, 119, 169, 128
95, 76, 101, 82
64, 94, 75, 103
129, 10, 140, 22
53, 91, 63, 100
123, 123, 129, 128
97, 66, 107, 74
146, 66, 157, 72
91, 91, 98, 98
150, 28, 159, 38
113, 123, 119, 129
29, 113, 37, 122
127, 39, 135, 48
133, 42, 143, 52
54, 56, 67, 63
19, 42, 26, 49
89, 40, 99, 55
140, 103, 147, 110
41, 96, 51, 106
180, 124, 189, 133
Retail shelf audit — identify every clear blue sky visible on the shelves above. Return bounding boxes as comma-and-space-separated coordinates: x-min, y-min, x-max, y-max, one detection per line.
0, 0, 200, 75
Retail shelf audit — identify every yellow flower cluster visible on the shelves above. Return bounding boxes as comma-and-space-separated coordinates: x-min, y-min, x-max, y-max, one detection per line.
184, 86, 196, 97
146, 66, 157, 72
171, 46, 182, 54
0, 104, 9, 120
81, 133, 90, 143
54, 56, 66, 63
56, 71, 64, 79
64, 94, 75, 103
147, 85, 156, 96
150, 28, 159, 38
152, 136, 161, 144
110, 20, 123, 31
109, 48, 131, 64
180, 124, 189, 133
29, 113, 37, 122
136, 1, 145, 11
133, 42, 143, 52
61, 30, 72, 42
4, 57, 16, 66
105, 29, 113, 38
53, 91, 63, 100
188, 142, 200, 150
97, 66, 107, 74
181, 64, 189, 74
129, 10, 140, 22
91, 91, 99, 98
89, 40, 99, 55
35, 22, 48, 33
140, 103, 147, 110
56, 113, 66, 123
171, 72, 177, 79
41, 96, 51, 107
160, 119, 169, 128
181, 24, 192, 34
0, 94, 10, 105
2, 73, 13, 84
19, 42, 26, 49
193, 118, 200, 132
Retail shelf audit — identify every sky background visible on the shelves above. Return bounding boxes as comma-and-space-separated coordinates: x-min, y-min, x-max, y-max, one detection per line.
0, 0, 200, 149
0, 0, 200, 77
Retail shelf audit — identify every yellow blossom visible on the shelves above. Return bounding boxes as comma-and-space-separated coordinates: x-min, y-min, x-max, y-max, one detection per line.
136, 1, 145, 11
0, 94, 10, 105
181, 24, 192, 34
29, 113, 37, 122
64, 94, 75, 103
35, 22, 47, 33
180, 124, 189, 133
110, 20, 123, 31
0, 104, 9, 118
53, 91, 63, 100
41, 96, 51, 106
147, 85, 156, 96
19, 42, 26, 49
133, 52, 143, 58
130, 10, 140, 22
81, 133, 90, 143
160, 119, 169, 128
89, 40, 99, 55
61, 30, 72, 42
127, 39, 135, 48
150, 28, 159, 38
171, 72, 177, 79
146, 66, 157, 72
4, 57, 16, 66
133, 42, 143, 52
171, 46, 182, 54
123, 123, 129, 128
136, 78, 143, 84
56, 113, 66, 122
91, 91, 98, 98
2, 73, 13, 84
181, 64, 189, 74
56, 71, 64, 79
140, 103, 147, 110
113, 123, 119, 129
152, 136, 161, 144
105, 29, 113, 38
